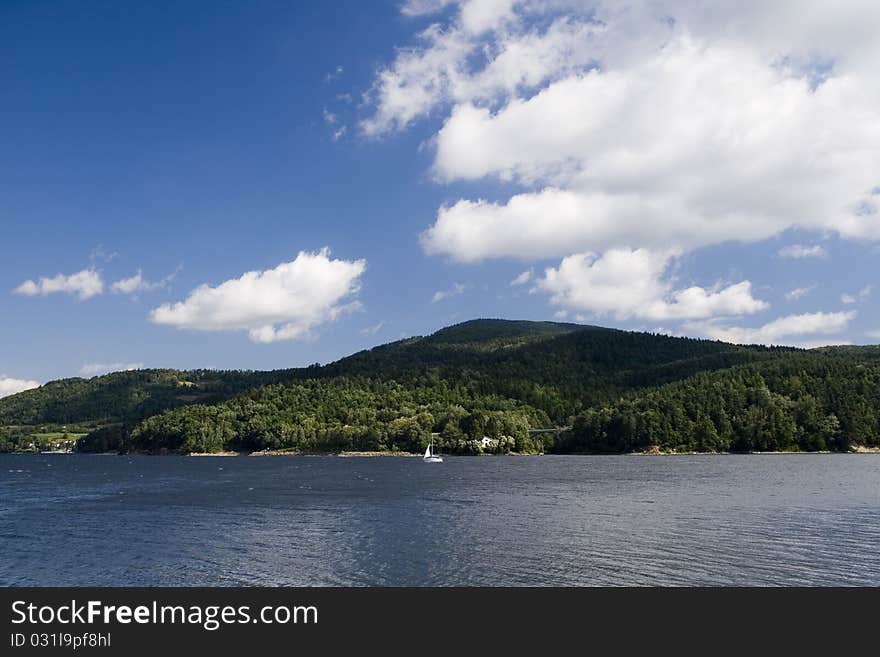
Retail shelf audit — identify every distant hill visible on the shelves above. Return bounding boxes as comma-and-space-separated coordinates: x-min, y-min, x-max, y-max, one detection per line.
0, 368, 298, 426
311, 319, 781, 417
1, 319, 877, 455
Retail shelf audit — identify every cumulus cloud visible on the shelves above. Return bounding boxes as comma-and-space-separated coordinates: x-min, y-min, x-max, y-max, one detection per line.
78, 362, 144, 377
149, 249, 366, 343
867, 329, 880, 340
778, 244, 828, 259
685, 311, 857, 346
431, 282, 467, 303
422, 38, 880, 260
0, 377, 40, 399
421, 185, 802, 262
534, 248, 768, 321
368, 1, 880, 338
365, 7, 601, 136
362, 26, 473, 137
14, 269, 104, 300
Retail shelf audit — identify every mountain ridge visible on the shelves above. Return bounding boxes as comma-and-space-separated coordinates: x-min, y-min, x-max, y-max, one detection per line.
1, 319, 876, 454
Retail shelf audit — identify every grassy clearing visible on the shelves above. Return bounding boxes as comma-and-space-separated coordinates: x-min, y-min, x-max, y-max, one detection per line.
30, 432, 88, 440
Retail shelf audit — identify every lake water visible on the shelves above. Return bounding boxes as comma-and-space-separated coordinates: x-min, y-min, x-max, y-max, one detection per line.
1, 453, 878, 586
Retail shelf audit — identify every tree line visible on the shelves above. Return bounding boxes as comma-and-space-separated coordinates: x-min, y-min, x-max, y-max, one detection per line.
556, 349, 880, 453
2, 320, 877, 455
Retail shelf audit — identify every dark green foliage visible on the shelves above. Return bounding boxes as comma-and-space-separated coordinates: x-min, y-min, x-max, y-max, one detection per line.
558, 349, 880, 453
77, 424, 127, 453
0, 368, 299, 426
2, 319, 878, 455
126, 377, 540, 455
305, 319, 775, 418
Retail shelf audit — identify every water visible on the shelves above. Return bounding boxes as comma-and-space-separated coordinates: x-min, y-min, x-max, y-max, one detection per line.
1, 453, 878, 586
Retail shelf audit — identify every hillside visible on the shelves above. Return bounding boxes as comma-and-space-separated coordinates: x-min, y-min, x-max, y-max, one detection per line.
560, 346, 880, 453
0, 368, 300, 426
1, 319, 758, 428
2, 319, 877, 454
301, 319, 780, 416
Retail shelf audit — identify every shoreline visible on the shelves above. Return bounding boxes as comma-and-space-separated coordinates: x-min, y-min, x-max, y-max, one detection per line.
154, 444, 880, 457
189, 449, 424, 457
4, 447, 879, 456
631, 446, 880, 456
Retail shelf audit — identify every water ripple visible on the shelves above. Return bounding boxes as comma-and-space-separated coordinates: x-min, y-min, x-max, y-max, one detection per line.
1, 453, 878, 586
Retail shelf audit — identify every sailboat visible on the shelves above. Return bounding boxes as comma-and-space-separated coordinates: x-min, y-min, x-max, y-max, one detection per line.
423, 438, 443, 463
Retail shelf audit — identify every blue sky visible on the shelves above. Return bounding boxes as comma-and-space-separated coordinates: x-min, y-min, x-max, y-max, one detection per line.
2, 0, 879, 391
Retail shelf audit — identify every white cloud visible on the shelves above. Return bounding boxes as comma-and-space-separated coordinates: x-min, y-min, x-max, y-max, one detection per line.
785, 285, 816, 301
111, 273, 149, 295
423, 39, 880, 260
360, 321, 386, 337
362, 25, 474, 137
509, 269, 533, 286
110, 269, 178, 296
369, 1, 880, 328
14, 269, 103, 300
376, 1, 880, 131
431, 282, 467, 303
841, 284, 872, 304
866, 329, 880, 340
778, 244, 828, 259
79, 362, 144, 377
458, 0, 517, 34
685, 311, 857, 346
0, 377, 40, 398
364, 11, 600, 137
149, 249, 366, 343
421, 185, 805, 262
400, 0, 517, 33
534, 248, 768, 321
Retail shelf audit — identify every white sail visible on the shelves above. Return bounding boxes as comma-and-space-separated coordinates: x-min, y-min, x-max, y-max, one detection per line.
423, 439, 442, 462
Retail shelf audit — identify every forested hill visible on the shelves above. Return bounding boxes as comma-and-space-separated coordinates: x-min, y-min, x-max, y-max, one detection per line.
0, 368, 300, 426
0, 319, 766, 427
308, 319, 781, 416
1, 319, 876, 454
559, 346, 880, 453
